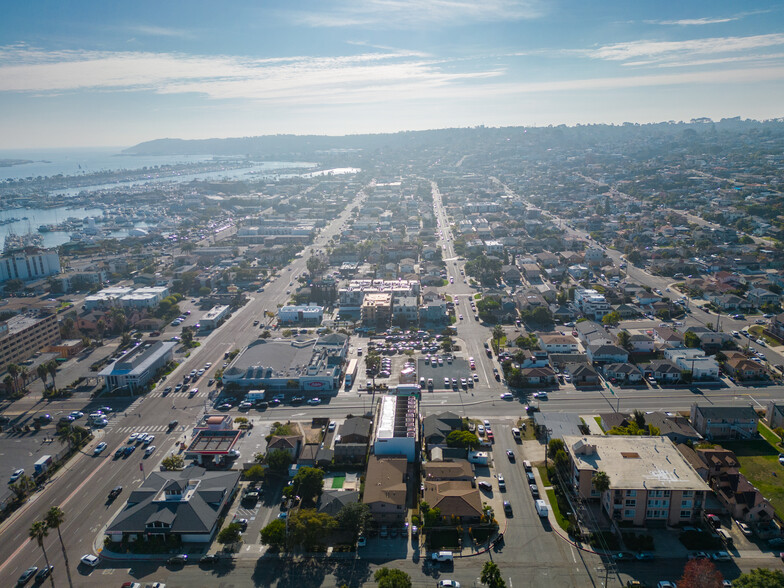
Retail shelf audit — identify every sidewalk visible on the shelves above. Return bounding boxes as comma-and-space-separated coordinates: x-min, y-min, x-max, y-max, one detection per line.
583, 415, 604, 435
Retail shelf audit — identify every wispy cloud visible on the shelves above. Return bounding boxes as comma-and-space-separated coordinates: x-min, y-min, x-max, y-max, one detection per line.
0, 46, 499, 105
289, 0, 545, 28
584, 33, 784, 64
126, 25, 192, 38
647, 17, 736, 26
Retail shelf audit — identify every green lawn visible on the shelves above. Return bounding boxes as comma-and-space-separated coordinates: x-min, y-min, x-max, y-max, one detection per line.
330, 476, 346, 489
546, 489, 570, 532
537, 466, 552, 487
758, 422, 782, 449
593, 416, 606, 433
723, 439, 784, 517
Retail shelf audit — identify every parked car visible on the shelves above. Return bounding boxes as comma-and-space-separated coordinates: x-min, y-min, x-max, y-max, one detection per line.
9, 468, 25, 483
167, 554, 188, 566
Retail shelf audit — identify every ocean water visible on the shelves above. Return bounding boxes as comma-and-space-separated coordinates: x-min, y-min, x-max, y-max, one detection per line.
0, 147, 214, 181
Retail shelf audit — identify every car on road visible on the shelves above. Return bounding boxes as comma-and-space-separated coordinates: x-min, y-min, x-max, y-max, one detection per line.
500, 392, 513, 400
533, 391, 548, 400
307, 398, 322, 405
108, 486, 123, 500
36, 566, 54, 581
438, 581, 461, 588
144, 435, 154, 445
199, 554, 220, 565
93, 442, 107, 455
80, 554, 99, 567
114, 447, 125, 458
144, 445, 156, 457
711, 551, 732, 561
124, 445, 136, 456
69, 411, 84, 419
16, 566, 37, 585
530, 484, 539, 497
506, 449, 515, 461
498, 474, 506, 491
736, 521, 752, 536
216, 403, 232, 411
328, 421, 336, 432
9, 468, 25, 483
167, 554, 188, 566
292, 396, 305, 404
128, 433, 139, 443
503, 501, 512, 516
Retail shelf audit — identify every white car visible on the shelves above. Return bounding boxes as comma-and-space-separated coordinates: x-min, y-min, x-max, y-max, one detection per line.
477, 424, 485, 435
93, 442, 107, 455
307, 398, 321, 405
128, 433, 139, 443
69, 411, 84, 419
144, 435, 154, 445
144, 445, 156, 456
80, 554, 99, 567
9, 469, 24, 483
500, 393, 513, 400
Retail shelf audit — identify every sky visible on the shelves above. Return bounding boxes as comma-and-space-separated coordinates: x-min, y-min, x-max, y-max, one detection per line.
1, 0, 784, 149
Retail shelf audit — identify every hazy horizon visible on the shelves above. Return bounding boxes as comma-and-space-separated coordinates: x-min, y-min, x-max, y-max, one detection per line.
2, 0, 784, 149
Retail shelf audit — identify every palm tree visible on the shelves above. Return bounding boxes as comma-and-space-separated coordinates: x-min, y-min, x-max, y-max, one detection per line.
7, 363, 19, 392
37, 364, 49, 389
46, 507, 73, 588
19, 366, 29, 392
29, 520, 55, 587
47, 361, 58, 392
3, 374, 15, 396
592, 470, 611, 494
56, 425, 75, 452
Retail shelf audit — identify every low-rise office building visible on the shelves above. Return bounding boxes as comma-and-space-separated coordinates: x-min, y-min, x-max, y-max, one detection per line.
98, 341, 176, 393
278, 305, 324, 325
373, 394, 419, 462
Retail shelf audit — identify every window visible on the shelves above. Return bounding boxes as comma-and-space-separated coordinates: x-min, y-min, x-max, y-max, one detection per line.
625, 489, 636, 497
624, 509, 635, 518
683, 491, 693, 498
680, 510, 692, 518
681, 500, 692, 508
625, 499, 636, 507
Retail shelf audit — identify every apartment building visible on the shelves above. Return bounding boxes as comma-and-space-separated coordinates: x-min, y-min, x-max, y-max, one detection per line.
0, 313, 61, 368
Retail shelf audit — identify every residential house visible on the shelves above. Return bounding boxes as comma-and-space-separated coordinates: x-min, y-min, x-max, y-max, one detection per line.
339, 416, 373, 444
713, 470, 776, 523
724, 357, 766, 381
363, 455, 408, 524
587, 344, 629, 365
652, 327, 684, 348
645, 359, 682, 383
689, 404, 759, 440
564, 363, 600, 386
765, 402, 784, 430
684, 326, 731, 351
318, 490, 360, 518
603, 363, 643, 384
562, 435, 710, 526
422, 412, 462, 449
520, 366, 557, 386
267, 435, 302, 460
423, 459, 475, 483
575, 320, 612, 346
626, 333, 655, 353
538, 334, 579, 354
695, 447, 740, 480
665, 349, 720, 380
708, 294, 753, 312
643, 412, 702, 445
747, 287, 779, 308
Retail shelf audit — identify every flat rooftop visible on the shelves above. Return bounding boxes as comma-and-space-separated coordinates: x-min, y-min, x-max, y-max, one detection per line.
187, 429, 241, 454
563, 435, 710, 492
228, 337, 318, 377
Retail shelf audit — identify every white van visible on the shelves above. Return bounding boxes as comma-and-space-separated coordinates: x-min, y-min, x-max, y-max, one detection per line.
511, 427, 521, 438
535, 499, 549, 517
431, 551, 454, 562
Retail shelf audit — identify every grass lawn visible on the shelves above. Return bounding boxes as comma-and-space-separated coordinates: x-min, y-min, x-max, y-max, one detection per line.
546, 489, 570, 532
593, 416, 606, 433
758, 422, 782, 449
331, 476, 346, 489
538, 466, 552, 487
427, 529, 460, 550
723, 439, 784, 517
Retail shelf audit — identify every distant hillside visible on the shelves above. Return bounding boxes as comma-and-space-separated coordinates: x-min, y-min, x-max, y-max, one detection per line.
123, 118, 784, 158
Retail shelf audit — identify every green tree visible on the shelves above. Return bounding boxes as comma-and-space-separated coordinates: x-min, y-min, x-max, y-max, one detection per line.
287, 509, 337, 550
37, 363, 50, 389
616, 330, 632, 351
684, 331, 701, 348
181, 327, 194, 348
29, 520, 55, 588
9, 474, 34, 499
244, 464, 266, 482
446, 430, 480, 450
374, 567, 412, 588
266, 449, 292, 473
335, 502, 372, 538
733, 568, 784, 588
7, 363, 19, 393
161, 454, 185, 471
601, 311, 621, 326
291, 466, 325, 506
260, 518, 287, 550
46, 360, 58, 391
492, 324, 505, 353
480, 560, 507, 588
217, 522, 242, 545
592, 470, 611, 494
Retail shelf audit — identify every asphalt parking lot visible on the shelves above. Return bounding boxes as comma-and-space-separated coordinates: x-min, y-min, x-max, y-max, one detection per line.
417, 357, 472, 390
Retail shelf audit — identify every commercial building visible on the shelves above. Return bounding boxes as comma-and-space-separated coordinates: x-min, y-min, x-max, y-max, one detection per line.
373, 394, 418, 462
105, 466, 240, 544
222, 333, 348, 393
338, 279, 420, 311
277, 305, 324, 325
199, 305, 230, 331
0, 313, 60, 368
98, 341, 176, 393
361, 293, 392, 328
84, 286, 169, 310
563, 435, 710, 526
0, 248, 60, 283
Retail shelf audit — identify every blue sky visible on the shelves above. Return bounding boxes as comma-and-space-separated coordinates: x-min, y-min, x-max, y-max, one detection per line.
1, 0, 783, 149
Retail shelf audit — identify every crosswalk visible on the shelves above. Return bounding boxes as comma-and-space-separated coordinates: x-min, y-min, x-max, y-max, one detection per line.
147, 389, 211, 399
111, 423, 175, 435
